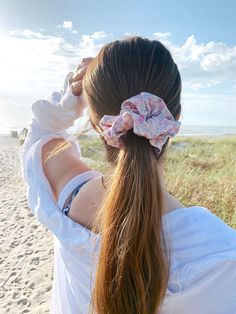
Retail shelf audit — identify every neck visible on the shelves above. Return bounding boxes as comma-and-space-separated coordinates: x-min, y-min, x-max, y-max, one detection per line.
103, 164, 185, 217
157, 162, 185, 215
161, 191, 185, 216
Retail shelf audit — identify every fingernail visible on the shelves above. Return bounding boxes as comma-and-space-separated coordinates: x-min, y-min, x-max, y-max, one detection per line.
71, 81, 82, 94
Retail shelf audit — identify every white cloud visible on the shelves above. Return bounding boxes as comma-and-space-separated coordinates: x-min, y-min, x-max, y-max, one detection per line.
153, 32, 171, 39
62, 20, 73, 30
124, 31, 140, 37
0, 29, 108, 129
0, 29, 235, 129
9, 28, 49, 39
0, 29, 108, 93
152, 32, 172, 47
56, 20, 74, 32
79, 31, 109, 56
159, 35, 236, 91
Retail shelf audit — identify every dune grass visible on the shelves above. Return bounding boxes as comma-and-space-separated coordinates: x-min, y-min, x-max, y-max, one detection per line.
77, 134, 236, 229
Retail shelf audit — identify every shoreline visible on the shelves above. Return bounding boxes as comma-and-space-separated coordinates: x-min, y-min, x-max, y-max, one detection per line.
1, 133, 236, 139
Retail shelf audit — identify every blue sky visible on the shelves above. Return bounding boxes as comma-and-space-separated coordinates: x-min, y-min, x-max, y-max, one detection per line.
0, 0, 236, 131
1, 0, 235, 45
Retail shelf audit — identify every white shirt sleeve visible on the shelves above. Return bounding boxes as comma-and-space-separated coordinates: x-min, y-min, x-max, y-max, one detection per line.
20, 73, 98, 253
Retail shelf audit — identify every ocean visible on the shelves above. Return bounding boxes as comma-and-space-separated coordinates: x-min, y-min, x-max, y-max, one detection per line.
0, 124, 236, 137
177, 125, 236, 136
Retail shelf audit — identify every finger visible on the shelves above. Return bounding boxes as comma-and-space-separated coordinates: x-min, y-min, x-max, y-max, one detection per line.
70, 58, 93, 83
81, 57, 93, 63
71, 66, 88, 82
70, 81, 82, 96
71, 64, 91, 83
75, 61, 89, 72
75, 58, 93, 71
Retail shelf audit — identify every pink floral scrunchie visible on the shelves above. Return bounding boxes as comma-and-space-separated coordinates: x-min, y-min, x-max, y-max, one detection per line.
99, 92, 181, 153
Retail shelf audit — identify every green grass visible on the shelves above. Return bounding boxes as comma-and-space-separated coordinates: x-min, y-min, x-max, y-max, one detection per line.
77, 134, 236, 229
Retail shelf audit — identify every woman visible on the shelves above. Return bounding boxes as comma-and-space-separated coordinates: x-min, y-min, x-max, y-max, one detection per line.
21, 37, 236, 314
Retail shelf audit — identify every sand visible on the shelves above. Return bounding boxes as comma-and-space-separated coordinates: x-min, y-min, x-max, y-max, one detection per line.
0, 135, 53, 314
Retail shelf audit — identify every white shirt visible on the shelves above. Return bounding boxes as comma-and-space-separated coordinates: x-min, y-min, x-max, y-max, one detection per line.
21, 75, 236, 314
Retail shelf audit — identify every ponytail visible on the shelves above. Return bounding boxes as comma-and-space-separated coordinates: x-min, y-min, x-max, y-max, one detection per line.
83, 35, 182, 314
91, 132, 170, 314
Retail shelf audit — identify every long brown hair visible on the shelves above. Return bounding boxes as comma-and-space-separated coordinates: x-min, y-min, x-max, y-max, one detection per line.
83, 36, 182, 314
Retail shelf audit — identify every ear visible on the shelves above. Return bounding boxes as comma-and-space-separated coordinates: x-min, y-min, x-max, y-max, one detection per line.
175, 113, 181, 121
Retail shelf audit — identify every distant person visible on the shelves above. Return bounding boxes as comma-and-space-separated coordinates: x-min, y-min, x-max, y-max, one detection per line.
21, 37, 236, 314
18, 127, 28, 144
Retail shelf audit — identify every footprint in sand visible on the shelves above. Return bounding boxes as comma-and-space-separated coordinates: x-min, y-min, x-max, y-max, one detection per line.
28, 282, 35, 290
31, 224, 38, 230
0, 290, 6, 300
17, 297, 31, 308
12, 275, 22, 284
12, 291, 21, 300
10, 240, 20, 248
30, 257, 40, 266
25, 249, 33, 255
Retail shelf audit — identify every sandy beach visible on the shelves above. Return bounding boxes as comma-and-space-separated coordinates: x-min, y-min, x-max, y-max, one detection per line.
0, 135, 53, 314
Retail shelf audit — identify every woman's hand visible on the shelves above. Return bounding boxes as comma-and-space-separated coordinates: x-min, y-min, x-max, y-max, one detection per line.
69, 58, 93, 96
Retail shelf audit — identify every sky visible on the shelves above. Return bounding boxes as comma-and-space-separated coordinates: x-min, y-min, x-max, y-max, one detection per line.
0, 0, 236, 132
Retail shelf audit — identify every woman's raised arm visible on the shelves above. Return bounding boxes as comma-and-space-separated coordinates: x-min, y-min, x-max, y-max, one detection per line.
21, 59, 93, 200
19, 59, 102, 250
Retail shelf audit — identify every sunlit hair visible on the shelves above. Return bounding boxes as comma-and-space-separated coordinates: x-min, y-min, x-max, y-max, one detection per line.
82, 36, 182, 314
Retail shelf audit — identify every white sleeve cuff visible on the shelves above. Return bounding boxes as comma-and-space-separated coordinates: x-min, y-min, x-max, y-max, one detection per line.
30, 71, 86, 132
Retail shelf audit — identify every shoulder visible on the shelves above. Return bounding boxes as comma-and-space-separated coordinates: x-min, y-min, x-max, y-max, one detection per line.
165, 206, 236, 261
68, 176, 105, 231
42, 138, 92, 199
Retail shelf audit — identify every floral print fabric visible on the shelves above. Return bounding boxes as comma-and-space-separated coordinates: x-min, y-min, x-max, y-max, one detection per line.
99, 92, 181, 153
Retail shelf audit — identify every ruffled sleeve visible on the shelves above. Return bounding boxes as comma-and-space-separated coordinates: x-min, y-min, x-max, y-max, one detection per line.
20, 73, 100, 253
